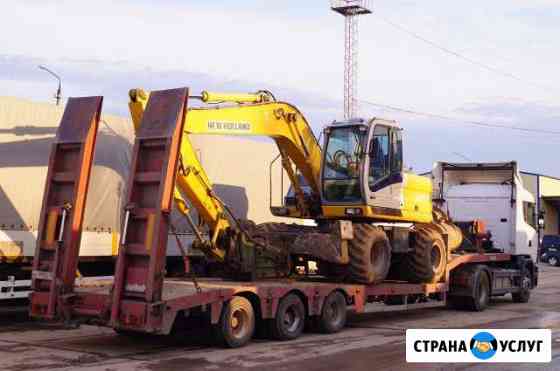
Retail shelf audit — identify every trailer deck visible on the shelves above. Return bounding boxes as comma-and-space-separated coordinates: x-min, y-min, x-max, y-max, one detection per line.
58, 251, 518, 335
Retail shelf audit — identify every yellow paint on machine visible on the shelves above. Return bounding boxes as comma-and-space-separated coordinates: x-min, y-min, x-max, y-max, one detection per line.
401, 173, 433, 222
0, 241, 23, 262
322, 174, 433, 223
145, 213, 156, 253
111, 231, 119, 256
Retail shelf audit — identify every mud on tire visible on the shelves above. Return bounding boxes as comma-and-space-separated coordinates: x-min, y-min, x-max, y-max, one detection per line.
348, 224, 391, 284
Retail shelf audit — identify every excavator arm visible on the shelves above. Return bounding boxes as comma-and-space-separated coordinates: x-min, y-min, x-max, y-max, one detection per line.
128, 88, 322, 265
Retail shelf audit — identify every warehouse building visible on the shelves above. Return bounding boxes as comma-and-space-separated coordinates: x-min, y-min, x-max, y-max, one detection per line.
520, 172, 560, 241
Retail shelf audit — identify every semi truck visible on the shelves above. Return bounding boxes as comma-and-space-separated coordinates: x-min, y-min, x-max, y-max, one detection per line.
29, 89, 537, 348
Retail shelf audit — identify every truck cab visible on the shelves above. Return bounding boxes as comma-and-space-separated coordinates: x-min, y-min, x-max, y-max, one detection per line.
430, 161, 538, 261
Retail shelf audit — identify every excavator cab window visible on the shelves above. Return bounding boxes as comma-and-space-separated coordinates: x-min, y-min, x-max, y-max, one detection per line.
322, 125, 367, 203
368, 125, 403, 191
368, 125, 390, 185
390, 129, 403, 173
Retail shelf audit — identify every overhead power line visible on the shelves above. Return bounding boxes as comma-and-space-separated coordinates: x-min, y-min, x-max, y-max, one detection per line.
379, 17, 555, 93
360, 99, 560, 135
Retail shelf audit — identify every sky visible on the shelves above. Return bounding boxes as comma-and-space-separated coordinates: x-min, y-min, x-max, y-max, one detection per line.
1, 0, 559, 175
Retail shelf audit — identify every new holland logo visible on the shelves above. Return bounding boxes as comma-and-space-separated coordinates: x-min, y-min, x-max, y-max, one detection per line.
207, 120, 251, 132
470, 332, 497, 360
406, 329, 551, 363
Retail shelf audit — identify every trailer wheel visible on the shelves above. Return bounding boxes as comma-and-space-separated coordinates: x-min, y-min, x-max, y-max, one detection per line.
317, 291, 347, 333
349, 224, 391, 284
215, 296, 255, 348
512, 275, 531, 303
270, 293, 305, 340
464, 267, 490, 312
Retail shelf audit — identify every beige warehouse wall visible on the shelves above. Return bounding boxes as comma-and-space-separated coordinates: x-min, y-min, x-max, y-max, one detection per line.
540, 176, 560, 198
542, 200, 559, 235
520, 173, 538, 197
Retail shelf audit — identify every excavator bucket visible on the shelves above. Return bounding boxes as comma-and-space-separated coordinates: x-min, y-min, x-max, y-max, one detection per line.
29, 96, 103, 319
110, 88, 189, 331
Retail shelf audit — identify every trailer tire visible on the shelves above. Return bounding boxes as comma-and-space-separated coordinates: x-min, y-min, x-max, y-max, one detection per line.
403, 227, 447, 283
464, 267, 490, 312
214, 296, 255, 348
349, 224, 391, 284
512, 274, 531, 303
317, 291, 347, 334
270, 293, 305, 341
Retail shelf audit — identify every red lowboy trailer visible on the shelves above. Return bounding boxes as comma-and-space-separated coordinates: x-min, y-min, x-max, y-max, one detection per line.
29, 90, 537, 348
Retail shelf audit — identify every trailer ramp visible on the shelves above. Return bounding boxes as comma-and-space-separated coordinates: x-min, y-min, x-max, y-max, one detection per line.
110, 88, 189, 332
30, 97, 103, 319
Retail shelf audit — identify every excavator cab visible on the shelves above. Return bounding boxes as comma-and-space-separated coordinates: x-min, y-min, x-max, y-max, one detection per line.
320, 118, 432, 223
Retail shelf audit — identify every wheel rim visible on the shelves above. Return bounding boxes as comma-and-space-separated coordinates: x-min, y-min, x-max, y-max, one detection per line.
521, 276, 531, 290
283, 305, 301, 332
230, 308, 249, 339
325, 300, 339, 322
431, 244, 442, 272
479, 274, 489, 306
550, 257, 558, 266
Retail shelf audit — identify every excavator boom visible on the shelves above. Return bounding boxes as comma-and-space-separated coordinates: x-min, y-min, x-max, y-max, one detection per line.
128, 88, 323, 266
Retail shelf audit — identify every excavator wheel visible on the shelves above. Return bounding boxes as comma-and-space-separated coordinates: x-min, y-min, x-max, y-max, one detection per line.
348, 224, 391, 284
403, 226, 447, 283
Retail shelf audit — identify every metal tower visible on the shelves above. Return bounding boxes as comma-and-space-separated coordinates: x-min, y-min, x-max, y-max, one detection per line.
330, 0, 372, 119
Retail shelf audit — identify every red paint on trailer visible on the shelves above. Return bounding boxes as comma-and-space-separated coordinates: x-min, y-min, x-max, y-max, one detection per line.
29, 96, 103, 320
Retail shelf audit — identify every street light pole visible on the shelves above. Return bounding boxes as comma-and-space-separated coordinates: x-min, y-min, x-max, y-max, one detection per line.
38, 65, 62, 105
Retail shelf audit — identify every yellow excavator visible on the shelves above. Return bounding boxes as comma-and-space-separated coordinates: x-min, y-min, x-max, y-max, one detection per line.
128, 88, 462, 283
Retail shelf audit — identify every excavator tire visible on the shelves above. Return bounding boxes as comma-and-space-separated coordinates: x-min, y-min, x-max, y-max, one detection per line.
348, 224, 391, 284
402, 226, 447, 283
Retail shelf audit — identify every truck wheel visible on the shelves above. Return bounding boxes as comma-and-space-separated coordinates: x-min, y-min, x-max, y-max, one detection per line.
270, 293, 305, 340
512, 275, 531, 303
349, 224, 391, 284
318, 291, 347, 333
403, 227, 447, 283
549, 256, 559, 267
215, 296, 255, 348
464, 267, 490, 312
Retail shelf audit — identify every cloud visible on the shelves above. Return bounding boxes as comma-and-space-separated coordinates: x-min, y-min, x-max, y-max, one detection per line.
2, 1, 559, 177
362, 98, 560, 176
0, 53, 342, 135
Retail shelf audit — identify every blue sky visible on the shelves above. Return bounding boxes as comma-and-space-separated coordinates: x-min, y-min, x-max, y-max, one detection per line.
1, 0, 559, 174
